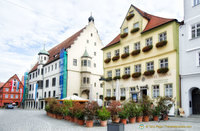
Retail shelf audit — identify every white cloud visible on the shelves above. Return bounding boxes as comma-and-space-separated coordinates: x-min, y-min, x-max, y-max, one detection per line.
0, 0, 183, 82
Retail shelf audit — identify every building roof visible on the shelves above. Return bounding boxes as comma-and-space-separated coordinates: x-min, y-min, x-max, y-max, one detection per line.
0, 74, 23, 89
0, 82, 4, 88
102, 5, 177, 50
38, 49, 49, 56
82, 49, 91, 58
29, 27, 86, 73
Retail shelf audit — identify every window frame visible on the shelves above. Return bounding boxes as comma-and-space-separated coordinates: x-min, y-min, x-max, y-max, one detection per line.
165, 84, 173, 97
73, 59, 77, 66
159, 32, 167, 42
107, 71, 112, 78
124, 46, 129, 53
134, 42, 140, 50
123, 27, 128, 33
146, 37, 153, 46
160, 58, 168, 68
146, 61, 154, 71
124, 67, 130, 75
115, 69, 120, 77
153, 85, 159, 98
120, 88, 126, 96
135, 64, 141, 73
115, 49, 120, 56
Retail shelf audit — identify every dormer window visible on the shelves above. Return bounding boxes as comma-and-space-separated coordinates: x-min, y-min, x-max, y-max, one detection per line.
44, 57, 46, 60
123, 27, 128, 33
134, 22, 139, 28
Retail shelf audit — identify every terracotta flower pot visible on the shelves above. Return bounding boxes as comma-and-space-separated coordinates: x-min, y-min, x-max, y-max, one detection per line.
143, 116, 149, 122
136, 116, 143, 123
53, 114, 56, 119
78, 119, 84, 125
153, 116, 159, 121
56, 114, 63, 120
71, 117, 75, 122
112, 118, 120, 123
46, 112, 49, 116
100, 120, 107, 127
129, 117, 136, 123
66, 116, 71, 121
164, 115, 168, 121
86, 120, 93, 127
74, 118, 78, 124
121, 119, 127, 125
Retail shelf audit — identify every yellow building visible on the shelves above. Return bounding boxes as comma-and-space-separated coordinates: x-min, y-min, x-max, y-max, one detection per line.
102, 5, 180, 115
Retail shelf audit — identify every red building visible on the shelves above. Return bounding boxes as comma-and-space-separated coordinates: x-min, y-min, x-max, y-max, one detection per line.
0, 74, 24, 107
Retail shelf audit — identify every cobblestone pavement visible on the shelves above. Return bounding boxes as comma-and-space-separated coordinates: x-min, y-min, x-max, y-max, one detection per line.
0, 109, 200, 131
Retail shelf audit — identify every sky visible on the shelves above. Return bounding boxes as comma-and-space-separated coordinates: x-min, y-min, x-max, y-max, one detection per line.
0, 0, 183, 82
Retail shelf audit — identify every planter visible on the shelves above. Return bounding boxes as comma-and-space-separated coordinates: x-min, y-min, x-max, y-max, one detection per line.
157, 68, 169, 74
153, 116, 159, 121
74, 117, 78, 124
86, 120, 93, 127
105, 96, 111, 101
131, 27, 139, 33
120, 119, 127, 125
78, 119, 84, 125
136, 116, 143, 123
100, 120, 108, 127
142, 45, 153, 52
143, 70, 155, 76
164, 115, 168, 121
131, 50, 140, 56
120, 96, 126, 101
156, 40, 167, 48
104, 58, 111, 63
129, 117, 136, 123
111, 96, 116, 100
56, 114, 63, 120
106, 77, 112, 82
113, 76, 121, 80
112, 118, 120, 123
122, 74, 130, 79
53, 114, 56, 119
120, 33, 128, 38
112, 56, 120, 61
121, 53, 129, 59
143, 116, 149, 122
132, 72, 141, 78
126, 14, 134, 20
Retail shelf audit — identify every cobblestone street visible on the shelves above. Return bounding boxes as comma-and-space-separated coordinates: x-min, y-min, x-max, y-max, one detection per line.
0, 109, 200, 131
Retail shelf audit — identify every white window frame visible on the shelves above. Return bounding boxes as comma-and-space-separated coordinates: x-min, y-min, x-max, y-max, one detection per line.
107, 71, 112, 78
116, 69, 120, 76
159, 32, 167, 42
153, 85, 159, 98
146, 37, 153, 46
134, 42, 140, 50
135, 64, 141, 73
124, 46, 129, 53
134, 22, 139, 28
73, 59, 77, 66
146, 61, 154, 71
113, 89, 116, 96
115, 49, 120, 56
120, 88, 126, 96
193, 0, 200, 6
191, 23, 200, 39
107, 52, 111, 58
106, 89, 111, 97
165, 84, 173, 97
160, 58, 168, 68
124, 67, 130, 75
123, 27, 128, 33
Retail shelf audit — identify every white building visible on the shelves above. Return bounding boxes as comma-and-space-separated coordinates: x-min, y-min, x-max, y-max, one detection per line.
180, 0, 200, 116
25, 16, 103, 109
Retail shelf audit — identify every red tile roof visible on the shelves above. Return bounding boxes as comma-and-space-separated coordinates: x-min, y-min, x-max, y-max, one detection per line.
103, 5, 177, 50
29, 27, 86, 73
0, 82, 4, 88
0, 74, 22, 89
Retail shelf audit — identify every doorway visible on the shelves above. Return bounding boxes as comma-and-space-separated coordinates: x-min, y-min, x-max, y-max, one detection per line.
192, 88, 200, 114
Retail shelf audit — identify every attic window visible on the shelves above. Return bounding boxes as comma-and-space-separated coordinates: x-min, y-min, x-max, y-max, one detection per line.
54, 54, 57, 58
129, 10, 134, 14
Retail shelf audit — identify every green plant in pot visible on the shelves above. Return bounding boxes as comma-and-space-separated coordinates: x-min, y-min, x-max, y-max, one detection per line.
135, 105, 143, 123
119, 108, 129, 125
124, 101, 136, 123
152, 106, 161, 121
45, 104, 50, 116
73, 102, 85, 124
97, 107, 111, 127
108, 101, 121, 123
142, 96, 153, 122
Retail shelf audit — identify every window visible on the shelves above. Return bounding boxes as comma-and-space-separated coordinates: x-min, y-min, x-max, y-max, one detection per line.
113, 89, 116, 96
87, 78, 90, 84
37, 92, 38, 98
83, 60, 87, 66
159, 32, 167, 42
94, 52, 96, 56
55, 63, 57, 69
36, 72, 37, 77
134, 22, 139, 28
107, 71, 112, 77
94, 83, 96, 87
115, 49, 120, 56
29, 74, 31, 79
134, 42, 140, 50
38, 69, 40, 75
48, 91, 51, 97
52, 77, 56, 86
191, 23, 200, 39
124, 46, 129, 53
146, 37, 153, 46
106, 89, 111, 97
124, 67, 130, 75
94, 42, 96, 46
41, 69, 43, 75
33, 73, 35, 78
120, 88, 126, 96
29, 85, 31, 91
44, 92, 46, 98
45, 68, 47, 74
73, 59, 77, 66
116, 69, 120, 76
53, 90, 56, 97
165, 84, 173, 97
135, 64, 141, 72
94, 63, 96, 68
15, 95, 18, 99
88, 60, 91, 67
51, 65, 53, 71
5, 94, 8, 98
44, 57, 46, 60
123, 27, 128, 33
46, 80, 49, 88
198, 52, 200, 66
83, 77, 86, 84
160, 58, 168, 68
11, 94, 13, 98
48, 67, 50, 72
91, 33, 93, 37
153, 85, 159, 98
146, 62, 154, 71
32, 94, 33, 99
107, 52, 111, 58
130, 87, 135, 92
193, 0, 200, 6
87, 40, 89, 43
5, 88, 9, 92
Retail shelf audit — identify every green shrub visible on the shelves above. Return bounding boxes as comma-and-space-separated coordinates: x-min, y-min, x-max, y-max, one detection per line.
97, 107, 111, 121
119, 108, 129, 119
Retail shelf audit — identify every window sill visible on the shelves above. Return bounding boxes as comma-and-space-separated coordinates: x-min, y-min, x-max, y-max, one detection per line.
192, 3, 200, 7
189, 36, 200, 41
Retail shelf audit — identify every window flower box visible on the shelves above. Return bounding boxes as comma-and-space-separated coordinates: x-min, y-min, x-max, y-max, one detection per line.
113, 76, 121, 80
132, 72, 141, 78
131, 49, 140, 56
130, 27, 140, 33
120, 96, 126, 101
104, 58, 111, 63
121, 53, 129, 59
142, 45, 153, 52
105, 96, 111, 101
143, 70, 155, 76
122, 74, 130, 79
126, 14, 135, 21
157, 67, 169, 74
156, 40, 167, 48
112, 55, 120, 61
111, 96, 116, 100
106, 77, 112, 82
120, 33, 128, 38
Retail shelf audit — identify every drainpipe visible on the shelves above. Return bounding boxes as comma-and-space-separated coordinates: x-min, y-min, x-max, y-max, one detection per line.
179, 75, 182, 108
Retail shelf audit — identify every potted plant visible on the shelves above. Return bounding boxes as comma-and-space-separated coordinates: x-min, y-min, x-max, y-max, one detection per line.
54, 104, 63, 120
119, 108, 129, 125
120, 33, 128, 38
106, 77, 112, 82
157, 67, 169, 74
112, 55, 120, 61
121, 52, 130, 59
122, 74, 130, 79
63, 100, 73, 121
126, 14, 134, 20
156, 40, 167, 48
45, 104, 50, 116
105, 96, 111, 101
113, 76, 121, 80
108, 101, 121, 123
111, 96, 116, 100
143, 70, 155, 76
124, 102, 136, 123
73, 102, 85, 124
104, 58, 111, 63
142, 45, 153, 52
84, 101, 99, 127
135, 105, 143, 123
131, 49, 140, 56
152, 106, 161, 121
97, 107, 111, 127
142, 96, 152, 122
120, 96, 126, 101
132, 72, 141, 78
130, 27, 140, 33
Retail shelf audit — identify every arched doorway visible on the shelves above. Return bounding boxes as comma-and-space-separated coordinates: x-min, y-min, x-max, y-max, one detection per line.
81, 90, 89, 99
192, 88, 200, 114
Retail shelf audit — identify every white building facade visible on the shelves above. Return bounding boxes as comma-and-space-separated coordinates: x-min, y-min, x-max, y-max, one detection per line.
180, 0, 200, 116
25, 16, 103, 109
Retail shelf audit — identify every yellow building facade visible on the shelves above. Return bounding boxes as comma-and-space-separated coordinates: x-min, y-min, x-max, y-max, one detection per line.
102, 5, 180, 115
